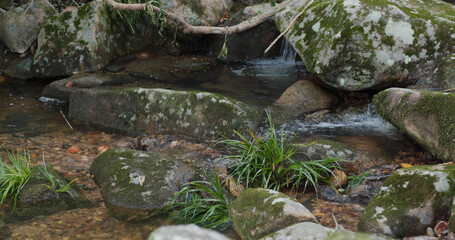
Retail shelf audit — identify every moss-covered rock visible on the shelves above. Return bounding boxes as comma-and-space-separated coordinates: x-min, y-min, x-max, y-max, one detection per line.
259, 222, 336, 240
148, 224, 231, 240
162, 0, 232, 26
325, 231, 394, 240
0, 0, 57, 53
90, 148, 196, 221
373, 88, 455, 162
69, 87, 262, 139
275, 0, 455, 91
358, 164, 455, 238
30, 0, 155, 78
230, 188, 316, 240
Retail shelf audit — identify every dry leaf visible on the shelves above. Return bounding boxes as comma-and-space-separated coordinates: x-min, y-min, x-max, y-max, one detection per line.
65, 82, 73, 88
400, 163, 413, 168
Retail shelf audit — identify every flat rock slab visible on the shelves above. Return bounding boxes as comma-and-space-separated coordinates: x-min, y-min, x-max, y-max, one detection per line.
90, 148, 196, 221
148, 224, 231, 240
69, 87, 262, 139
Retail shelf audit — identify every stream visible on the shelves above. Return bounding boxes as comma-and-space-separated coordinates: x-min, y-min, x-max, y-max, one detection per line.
0, 50, 435, 239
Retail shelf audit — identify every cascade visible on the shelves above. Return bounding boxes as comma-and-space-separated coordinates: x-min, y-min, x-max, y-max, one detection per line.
279, 38, 298, 62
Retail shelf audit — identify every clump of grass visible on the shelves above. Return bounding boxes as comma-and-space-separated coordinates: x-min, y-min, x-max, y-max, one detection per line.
0, 149, 34, 210
167, 171, 231, 230
219, 112, 342, 196
345, 170, 370, 192
38, 152, 76, 198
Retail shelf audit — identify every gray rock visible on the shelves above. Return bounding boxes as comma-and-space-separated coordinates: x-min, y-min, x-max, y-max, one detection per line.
275, 0, 455, 91
0, 0, 57, 53
260, 222, 336, 240
69, 87, 262, 139
358, 164, 455, 238
274, 80, 338, 116
31, 0, 155, 78
230, 188, 316, 240
325, 231, 394, 240
3, 57, 33, 79
162, 0, 232, 26
148, 224, 231, 240
373, 88, 455, 162
41, 73, 135, 102
90, 148, 196, 221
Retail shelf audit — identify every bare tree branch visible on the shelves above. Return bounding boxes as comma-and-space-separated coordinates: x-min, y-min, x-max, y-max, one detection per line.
104, 0, 289, 35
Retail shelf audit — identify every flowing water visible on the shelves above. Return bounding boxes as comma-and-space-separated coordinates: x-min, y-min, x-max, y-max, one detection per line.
0, 49, 433, 238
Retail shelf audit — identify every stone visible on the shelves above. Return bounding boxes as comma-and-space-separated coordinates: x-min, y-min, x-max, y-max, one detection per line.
161, 0, 232, 26
374, 88, 455, 162
275, 0, 455, 91
31, 1, 155, 78
260, 222, 336, 240
90, 148, 196, 221
148, 224, 230, 240
3, 57, 33, 79
69, 87, 262, 139
41, 73, 135, 102
358, 164, 455, 238
0, 0, 57, 53
274, 80, 338, 116
230, 188, 316, 240
325, 231, 393, 240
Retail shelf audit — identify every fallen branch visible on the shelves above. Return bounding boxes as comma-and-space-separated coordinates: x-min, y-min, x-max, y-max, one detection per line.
104, 0, 289, 35
264, 0, 314, 53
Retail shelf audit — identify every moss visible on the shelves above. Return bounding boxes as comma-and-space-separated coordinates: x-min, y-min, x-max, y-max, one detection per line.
180, 0, 205, 18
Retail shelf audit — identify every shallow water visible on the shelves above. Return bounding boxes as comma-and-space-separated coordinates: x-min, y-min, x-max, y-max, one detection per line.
0, 55, 431, 239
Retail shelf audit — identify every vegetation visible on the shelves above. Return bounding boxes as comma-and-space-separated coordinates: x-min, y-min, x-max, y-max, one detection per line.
167, 171, 231, 230
0, 149, 75, 211
219, 112, 342, 196
345, 170, 370, 192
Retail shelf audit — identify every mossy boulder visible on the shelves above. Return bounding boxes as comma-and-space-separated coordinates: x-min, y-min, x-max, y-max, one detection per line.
148, 224, 231, 240
0, 0, 57, 53
275, 0, 455, 91
358, 164, 455, 238
162, 0, 232, 26
325, 232, 394, 240
230, 188, 316, 240
260, 222, 336, 240
30, 0, 154, 78
2, 167, 92, 222
373, 88, 455, 162
69, 87, 262, 139
90, 148, 196, 221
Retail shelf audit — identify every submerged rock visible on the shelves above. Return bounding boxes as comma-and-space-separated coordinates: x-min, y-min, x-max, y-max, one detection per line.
358, 164, 455, 238
0, 0, 57, 53
148, 224, 231, 240
91, 148, 196, 221
31, 1, 154, 78
260, 222, 337, 240
275, 0, 455, 90
374, 88, 455, 162
274, 80, 338, 116
230, 188, 316, 240
69, 87, 262, 139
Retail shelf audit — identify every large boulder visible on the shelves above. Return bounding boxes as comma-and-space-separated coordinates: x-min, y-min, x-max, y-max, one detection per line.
260, 222, 337, 240
0, 0, 57, 53
230, 188, 316, 240
275, 0, 455, 91
162, 0, 232, 26
325, 232, 393, 240
69, 87, 262, 139
358, 164, 455, 238
373, 88, 455, 162
30, 0, 155, 78
90, 148, 195, 221
148, 224, 231, 240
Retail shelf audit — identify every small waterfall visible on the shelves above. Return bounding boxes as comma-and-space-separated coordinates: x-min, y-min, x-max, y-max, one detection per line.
279, 38, 298, 62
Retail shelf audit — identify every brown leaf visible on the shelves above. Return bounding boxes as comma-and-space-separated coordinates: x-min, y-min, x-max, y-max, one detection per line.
434, 220, 448, 236
65, 82, 74, 88
68, 146, 81, 154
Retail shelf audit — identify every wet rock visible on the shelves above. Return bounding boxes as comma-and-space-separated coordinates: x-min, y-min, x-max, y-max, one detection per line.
0, 0, 57, 53
3, 57, 33, 79
148, 224, 230, 240
358, 164, 455, 238
90, 148, 196, 221
325, 231, 393, 240
41, 73, 135, 102
230, 188, 316, 240
275, 80, 338, 116
260, 222, 337, 240
210, 3, 280, 61
374, 88, 455, 162
69, 87, 262, 139
3, 167, 92, 222
31, 1, 155, 78
162, 0, 232, 26
275, 0, 455, 91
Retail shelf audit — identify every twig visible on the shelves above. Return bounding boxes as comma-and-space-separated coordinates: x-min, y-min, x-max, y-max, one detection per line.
60, 111, 73, 130
0, 8, 5, 13
264, 0, 314, 53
